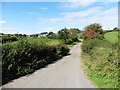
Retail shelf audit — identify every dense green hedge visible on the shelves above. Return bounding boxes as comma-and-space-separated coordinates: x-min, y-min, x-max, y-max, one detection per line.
65, 37, 80, 45
81, 39, 115, 53
2, 35, 18, 43
2, 38, 69, 85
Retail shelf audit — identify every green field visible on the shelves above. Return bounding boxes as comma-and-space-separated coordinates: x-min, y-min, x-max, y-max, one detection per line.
104, 31, 118, 44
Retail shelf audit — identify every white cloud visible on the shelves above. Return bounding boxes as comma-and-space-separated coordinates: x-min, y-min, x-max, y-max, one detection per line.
38, 27, 58, 33
0, 20, 6, 24
66, 0, 119, 2
46, 27, 54, 30
70, 7, 118, 29
100, 0, 119, 2
39, 7, 101, 24
59, 0, 97, 9
60, 7, 100, 18
98, 8, 118, 16
0, 27, 18, 31
41, 27, 54, 32
38, 17, 61, 24
40, 7, 48, 10
2, 0, 119, 2
0, 27, 18, 34
23, 12, 38, 15
38, 6, 117, 30
0, 27, 29, 34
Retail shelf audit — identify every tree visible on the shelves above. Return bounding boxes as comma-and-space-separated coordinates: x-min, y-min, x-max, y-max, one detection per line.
47, 31, 54, 36
30, 34, 38, 37
14, 34, 22, 37
0, 33, 4, 35
18, 34, 22, 37
69, 28, 81, 38
84, 23, 103, 34
14, 34, 19, 37
83, 23, 104, 39
23, 34, 27, 37
40, 32, 48, 35
47, 34, 58, 39
58, 27, 70, 40
113, 27, 120, 31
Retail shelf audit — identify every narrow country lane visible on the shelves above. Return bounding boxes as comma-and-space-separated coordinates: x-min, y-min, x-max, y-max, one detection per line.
2, 43, 96, 88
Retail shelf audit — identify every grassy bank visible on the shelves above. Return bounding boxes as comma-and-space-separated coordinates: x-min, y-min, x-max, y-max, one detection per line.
81, 38, 118, 88
2, 38, 69, 85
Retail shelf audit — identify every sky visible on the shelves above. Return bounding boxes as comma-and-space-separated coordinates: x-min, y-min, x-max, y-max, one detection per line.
0, 1, 118, 34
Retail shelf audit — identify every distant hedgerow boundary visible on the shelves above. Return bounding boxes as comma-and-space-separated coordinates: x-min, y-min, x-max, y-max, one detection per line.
2, 38, 69, 85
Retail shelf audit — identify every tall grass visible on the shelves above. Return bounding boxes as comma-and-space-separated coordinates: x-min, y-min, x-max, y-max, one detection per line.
81, 38, 118, 88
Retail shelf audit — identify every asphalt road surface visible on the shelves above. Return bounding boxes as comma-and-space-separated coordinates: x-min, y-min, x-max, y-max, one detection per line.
2, 43, 96, 88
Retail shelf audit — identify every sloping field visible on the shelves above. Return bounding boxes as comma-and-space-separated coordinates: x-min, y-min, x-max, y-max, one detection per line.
104, 31, 118, 44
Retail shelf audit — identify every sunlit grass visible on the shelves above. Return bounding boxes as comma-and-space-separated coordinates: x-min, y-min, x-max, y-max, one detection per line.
104, 31, 118, 44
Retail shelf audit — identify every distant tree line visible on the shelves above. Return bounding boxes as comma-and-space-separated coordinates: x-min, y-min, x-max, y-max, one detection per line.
1, 26, 118, 44
106, 27, 120, 32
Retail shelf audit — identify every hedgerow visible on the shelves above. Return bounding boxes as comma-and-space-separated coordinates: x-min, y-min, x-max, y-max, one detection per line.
2, 35, 18, 43
2, 38, 69, 84
81, 37, 118, 88
81, 23, 118, 88
81, 39, 115, 53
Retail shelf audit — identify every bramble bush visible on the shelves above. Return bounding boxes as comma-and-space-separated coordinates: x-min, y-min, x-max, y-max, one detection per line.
2, 38, 69, 84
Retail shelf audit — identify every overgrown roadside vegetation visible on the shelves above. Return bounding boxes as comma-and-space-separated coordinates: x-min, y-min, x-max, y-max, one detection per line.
81, 23, 119, 88
2, 38, 69, 85
2, 28, 81, 85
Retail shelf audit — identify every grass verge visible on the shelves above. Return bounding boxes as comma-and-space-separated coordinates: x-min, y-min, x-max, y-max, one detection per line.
81, 38, 118, 88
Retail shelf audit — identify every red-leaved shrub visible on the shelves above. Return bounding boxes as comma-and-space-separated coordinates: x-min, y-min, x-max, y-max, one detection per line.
85, 29, 96, 39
